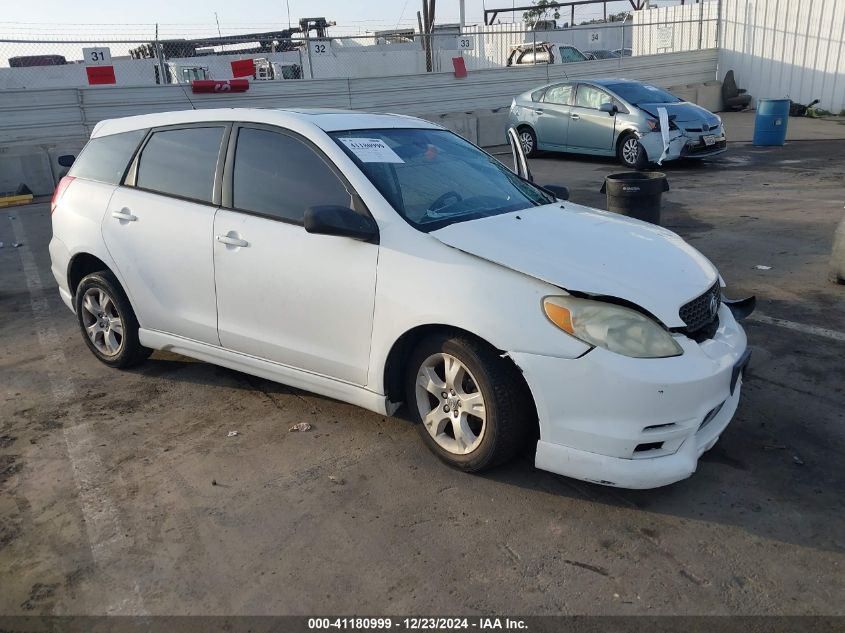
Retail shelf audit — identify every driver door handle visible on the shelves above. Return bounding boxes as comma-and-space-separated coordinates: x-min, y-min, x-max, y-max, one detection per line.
216, 234, 249, 247
570, 114, 580, 120
111, 209, 137, 222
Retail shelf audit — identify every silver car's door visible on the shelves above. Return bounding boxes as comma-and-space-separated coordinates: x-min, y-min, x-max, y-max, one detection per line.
534, 83, 574, 148
566, 83, 617, 151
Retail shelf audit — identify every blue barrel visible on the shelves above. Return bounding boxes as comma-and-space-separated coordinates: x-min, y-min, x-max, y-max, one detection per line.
753, 99, 790, 146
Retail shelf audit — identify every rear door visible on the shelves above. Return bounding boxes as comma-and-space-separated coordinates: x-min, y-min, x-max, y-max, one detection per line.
566, 83, 616, 151
213, 125, 378, 385
102, 124, 227, 344
535, 83, 574, 148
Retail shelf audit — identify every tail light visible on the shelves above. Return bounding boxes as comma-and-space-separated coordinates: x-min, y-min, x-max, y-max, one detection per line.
51, 176, 75, 214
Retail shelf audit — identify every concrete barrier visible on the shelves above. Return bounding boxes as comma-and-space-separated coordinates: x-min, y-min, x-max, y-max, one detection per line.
696, 81, 723, 112
830, 212, 845, 285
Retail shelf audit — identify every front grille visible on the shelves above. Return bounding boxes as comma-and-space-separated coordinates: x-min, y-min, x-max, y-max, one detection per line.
678, 282, 721, 340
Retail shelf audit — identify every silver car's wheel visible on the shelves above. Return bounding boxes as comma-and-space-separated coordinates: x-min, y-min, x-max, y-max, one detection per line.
414, 352, 486, 456
619, 134, 647, 168
621, 137, 641, 166
80, 287, 124, 356
517, 126, 538, 157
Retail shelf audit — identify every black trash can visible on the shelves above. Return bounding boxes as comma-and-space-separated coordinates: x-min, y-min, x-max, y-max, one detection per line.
600, 171, 669, 225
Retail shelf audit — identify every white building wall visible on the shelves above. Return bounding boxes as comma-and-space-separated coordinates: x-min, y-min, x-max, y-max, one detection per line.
719, 0, 845, 113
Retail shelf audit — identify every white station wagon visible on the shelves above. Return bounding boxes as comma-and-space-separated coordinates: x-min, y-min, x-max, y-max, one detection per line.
50, 108, 751, 489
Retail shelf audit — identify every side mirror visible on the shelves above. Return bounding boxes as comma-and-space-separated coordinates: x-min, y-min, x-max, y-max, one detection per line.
599, 102, 617, 115
542, 184, 569, 200
304, 206, 379, 243
57, 154, 75, 167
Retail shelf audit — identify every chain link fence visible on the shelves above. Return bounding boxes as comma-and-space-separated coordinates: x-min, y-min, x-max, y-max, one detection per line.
0, 12, 718, 90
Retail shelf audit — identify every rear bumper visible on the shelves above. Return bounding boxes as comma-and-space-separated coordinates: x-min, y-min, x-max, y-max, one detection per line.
511, 305, 748, 489
48, 236, 74, 312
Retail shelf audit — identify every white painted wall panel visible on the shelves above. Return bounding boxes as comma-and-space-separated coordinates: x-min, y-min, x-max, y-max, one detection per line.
719, 0, 845, 112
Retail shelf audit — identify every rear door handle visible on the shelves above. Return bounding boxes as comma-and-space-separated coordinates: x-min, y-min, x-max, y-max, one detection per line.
111, 209, 137, 222
215, 234, 249, 247
535, 108, 544, 114
570, 114, 580, 120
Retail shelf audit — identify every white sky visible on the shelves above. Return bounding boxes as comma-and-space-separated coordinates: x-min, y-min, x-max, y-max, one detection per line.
0, 0, 684, 39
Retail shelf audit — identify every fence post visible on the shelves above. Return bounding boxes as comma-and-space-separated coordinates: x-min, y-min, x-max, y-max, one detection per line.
698, 0, 705, 50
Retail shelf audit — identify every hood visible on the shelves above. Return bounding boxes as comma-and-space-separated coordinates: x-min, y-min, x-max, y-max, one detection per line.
639, 101, 720, 126
430, 203, 718, 328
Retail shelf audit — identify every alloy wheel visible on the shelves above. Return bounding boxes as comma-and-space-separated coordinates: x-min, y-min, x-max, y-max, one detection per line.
80, 287, 124, 356
519, 131, 534, 155
622, 137, 641, 166
414, 353, 487, 455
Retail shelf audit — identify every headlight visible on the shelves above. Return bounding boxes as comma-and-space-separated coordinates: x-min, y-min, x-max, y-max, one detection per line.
543, 296, 683, 358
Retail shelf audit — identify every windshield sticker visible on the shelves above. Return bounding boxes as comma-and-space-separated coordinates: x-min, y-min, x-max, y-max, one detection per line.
338, 138, 404, 163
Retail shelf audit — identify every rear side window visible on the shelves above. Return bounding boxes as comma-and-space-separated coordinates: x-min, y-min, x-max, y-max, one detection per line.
231, 127, 351, 223
69, 130, 146, 185
544, 84, 573, 105
136, 127, 224, 203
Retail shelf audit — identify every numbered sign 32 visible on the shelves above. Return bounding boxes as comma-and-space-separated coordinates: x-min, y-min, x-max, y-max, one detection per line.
309, 41, 330, 55
455, 36, 475, 50
83, 47, 112, 66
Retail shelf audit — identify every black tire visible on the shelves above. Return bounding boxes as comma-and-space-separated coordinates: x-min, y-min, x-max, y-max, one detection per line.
404, 331, 533, 472
517, 125, 539, 158
74, 270, 151, 369
617, 132, 648, 169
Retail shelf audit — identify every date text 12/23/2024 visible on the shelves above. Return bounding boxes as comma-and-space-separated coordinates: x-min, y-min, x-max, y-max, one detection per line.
308, 618, 528, 630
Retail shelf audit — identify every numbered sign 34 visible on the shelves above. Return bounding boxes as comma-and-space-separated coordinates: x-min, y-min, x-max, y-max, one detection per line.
309, 41, 331, 55
83, 47, 112, 66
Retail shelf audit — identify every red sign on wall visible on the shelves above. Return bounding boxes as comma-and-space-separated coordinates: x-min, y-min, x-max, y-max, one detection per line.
191, 79, 250, 93
86, 65, 116, 85
230, 59, 256, 78
452, 57, 467, 78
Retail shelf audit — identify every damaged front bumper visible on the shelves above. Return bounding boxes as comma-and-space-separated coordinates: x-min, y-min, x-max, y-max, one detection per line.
511, 304, 748, 489
638, 127, 727, 164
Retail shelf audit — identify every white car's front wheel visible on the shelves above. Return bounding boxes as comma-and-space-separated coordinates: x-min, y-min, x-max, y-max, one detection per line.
405, 332, 533, 472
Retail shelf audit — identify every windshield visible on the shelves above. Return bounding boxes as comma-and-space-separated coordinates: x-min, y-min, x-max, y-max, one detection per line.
607, 82, 682, 105
330, 129, 553, 231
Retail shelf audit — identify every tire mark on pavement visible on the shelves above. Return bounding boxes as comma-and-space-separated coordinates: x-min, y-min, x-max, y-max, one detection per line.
10, 215, 147, 615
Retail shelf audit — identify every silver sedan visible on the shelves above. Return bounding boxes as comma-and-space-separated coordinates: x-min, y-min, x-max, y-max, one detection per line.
507, 78, 726, 168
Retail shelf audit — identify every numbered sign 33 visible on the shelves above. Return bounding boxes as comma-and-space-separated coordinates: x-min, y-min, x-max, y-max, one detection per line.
310, 41, 330, 55
83, 47, 112, 66
455, 36, 475, 50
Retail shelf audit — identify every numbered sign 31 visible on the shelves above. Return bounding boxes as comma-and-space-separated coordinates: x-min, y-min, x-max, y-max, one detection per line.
83, 47, 112, 66
309, 41, 331, 55
455, 36, 475, 50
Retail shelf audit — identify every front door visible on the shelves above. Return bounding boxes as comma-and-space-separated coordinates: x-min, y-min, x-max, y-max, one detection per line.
535, 83, 574, 148
102, 125, 227, 344
213, 125, 378, 386
566, 83, 617, 151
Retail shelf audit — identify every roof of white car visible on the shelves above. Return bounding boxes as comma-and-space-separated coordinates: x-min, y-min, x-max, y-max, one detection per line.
92, 108, 441, 138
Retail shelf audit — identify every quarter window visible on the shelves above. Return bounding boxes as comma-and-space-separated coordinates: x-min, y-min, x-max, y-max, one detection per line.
232, 127, 351, 223
68, 129, 147, 185
136, 127, 224, 203
575, 84, 611, 109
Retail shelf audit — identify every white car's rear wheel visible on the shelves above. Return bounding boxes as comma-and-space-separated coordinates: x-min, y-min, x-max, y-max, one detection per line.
75, 271, 151, 368
405, 332, 533, 472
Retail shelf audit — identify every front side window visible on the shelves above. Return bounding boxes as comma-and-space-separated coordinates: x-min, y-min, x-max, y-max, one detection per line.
136, 127, 224, 203
232, 127, 351, 223
69, 129, 147, 185
575, 84, 611, 109
544, 84, 573, 106
330, 129, 553, 232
